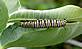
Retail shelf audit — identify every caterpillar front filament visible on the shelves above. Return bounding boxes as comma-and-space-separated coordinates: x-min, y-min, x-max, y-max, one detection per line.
19, 19, 67, 28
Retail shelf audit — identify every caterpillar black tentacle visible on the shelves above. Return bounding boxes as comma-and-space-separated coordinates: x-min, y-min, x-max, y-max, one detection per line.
19, 19, 67, 28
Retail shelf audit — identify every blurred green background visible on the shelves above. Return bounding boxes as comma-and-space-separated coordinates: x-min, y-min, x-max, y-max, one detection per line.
20, 0, 82, 10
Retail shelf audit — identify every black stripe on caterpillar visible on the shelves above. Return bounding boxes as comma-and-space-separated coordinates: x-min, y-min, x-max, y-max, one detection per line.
19, 19, 67, 28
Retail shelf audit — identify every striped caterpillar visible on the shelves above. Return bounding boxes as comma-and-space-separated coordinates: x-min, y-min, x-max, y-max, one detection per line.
19, 19, 67, 28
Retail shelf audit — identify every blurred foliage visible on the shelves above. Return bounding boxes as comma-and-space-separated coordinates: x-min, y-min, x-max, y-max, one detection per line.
73, 34, 82, 43
72, 46, 82, 49
20, 0, 81, 10
2, 0, 82, 49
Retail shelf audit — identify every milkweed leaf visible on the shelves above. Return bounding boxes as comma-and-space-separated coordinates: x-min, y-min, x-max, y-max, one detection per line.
0, 0, 8, 33
0, 22, 82, 48
9, 5, 82, 22
1, 5, 82, 49
3, 0, 21, 14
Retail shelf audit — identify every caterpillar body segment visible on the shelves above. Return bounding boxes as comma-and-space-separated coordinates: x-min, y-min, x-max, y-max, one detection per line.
19, 19, 67, 28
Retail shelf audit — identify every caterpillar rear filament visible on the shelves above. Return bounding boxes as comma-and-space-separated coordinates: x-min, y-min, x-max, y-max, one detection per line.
19, 19, 67, 28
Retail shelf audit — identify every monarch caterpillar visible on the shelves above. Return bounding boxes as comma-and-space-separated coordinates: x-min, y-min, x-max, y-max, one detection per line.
19, 19, 67, 28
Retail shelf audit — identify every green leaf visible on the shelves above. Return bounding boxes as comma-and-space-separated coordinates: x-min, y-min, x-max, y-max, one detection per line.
2, 5, 81, 48
3, 0, 21, 14
19, 0, 80, 10
19, 0, 56, 10
0, 0, 8, 33
1, 22, 82, 48
9, 5, 82, 22
72, 46, 82, 49
26, 47, 46, 49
